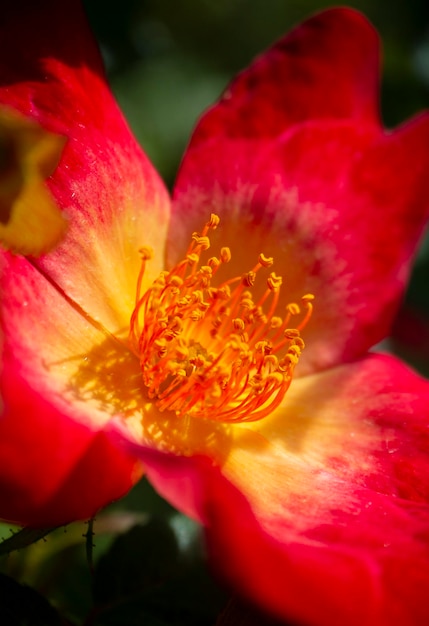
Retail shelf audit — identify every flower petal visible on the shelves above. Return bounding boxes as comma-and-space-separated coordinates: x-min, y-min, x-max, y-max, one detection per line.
128, 354, 429, 626
172, 8, 429, 374
0, 0, 170, 333
187, 7, 380, 140
204, 469, 429, 626
0, 253, 144, 525
0, 357, 142, 526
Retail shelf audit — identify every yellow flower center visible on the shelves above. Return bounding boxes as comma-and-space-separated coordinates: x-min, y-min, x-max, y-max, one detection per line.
129, 214, 314, 423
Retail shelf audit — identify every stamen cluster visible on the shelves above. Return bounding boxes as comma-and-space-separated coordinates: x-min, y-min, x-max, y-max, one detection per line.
129, 214, 314, 423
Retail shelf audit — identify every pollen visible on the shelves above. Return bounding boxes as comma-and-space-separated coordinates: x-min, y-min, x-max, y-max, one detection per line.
129, 214, 314, 423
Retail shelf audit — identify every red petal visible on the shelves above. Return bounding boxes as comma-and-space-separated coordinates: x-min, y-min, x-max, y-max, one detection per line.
0, 350, 142, 526
0, 252, 145, 526
204, 471, 429, 626
189, 7, 380, 142
0, 1, 166, 525
0, 0, 170, 333
171, 8, 429, 374
126, 354, 429, 626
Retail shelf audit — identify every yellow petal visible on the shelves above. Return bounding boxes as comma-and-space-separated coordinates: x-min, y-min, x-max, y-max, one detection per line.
0, 106, 67, 256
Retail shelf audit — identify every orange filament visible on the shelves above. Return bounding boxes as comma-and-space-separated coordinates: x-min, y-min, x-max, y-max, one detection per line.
129, 214, 314, 423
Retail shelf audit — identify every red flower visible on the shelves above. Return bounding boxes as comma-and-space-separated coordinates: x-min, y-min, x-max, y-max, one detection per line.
1, 3, 429, 625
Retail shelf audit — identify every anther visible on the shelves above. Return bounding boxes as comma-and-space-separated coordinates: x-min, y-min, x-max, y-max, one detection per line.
302, 294, 315, 303
208, 256, 220, 269
139, 246, 154, 260
258, 253, 274, 268
243, 271, 256, 287
267, 272, 282, 291
192, 235, 211, 250
287, 303, 301, 316
187, 253, 199, 264
220, 247, 231, 263
233, 318, 245, 332
207, 214, 220, 229
129, 214, 315, 424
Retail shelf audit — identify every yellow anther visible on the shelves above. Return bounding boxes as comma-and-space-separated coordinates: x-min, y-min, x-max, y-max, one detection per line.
270, 316, 283, 329
240, 297, 254, 309
190, 310, 204, 321
258, 253, 274, 268
139, 246, 154, 260
302, 293, 315, 302
192, 235, 211, 250
190, 355, 206, 368
267, 372, 285, 385
220, 247, 231, 263
254, 308, 267, 322
284, 328, 301, 340
130, 214, 314, 424
208, 256, 220, 269
233, 318, 245, 331
199, 265, 213, 277
191, 290, 204, 303
168, 276, 183, 288
280, 353, 299, 366
293, 337, 306, 350
255, 340, 272, 354
166, 317, 183, 337
263, 354, 279, 370
207, 213, 220, 229
267, 272, 283, 291
243, 271, 256, 287
153, 273, 167, 287
154, 339, 168, 358
288, 345, 302, 357
287, 303, 301, 316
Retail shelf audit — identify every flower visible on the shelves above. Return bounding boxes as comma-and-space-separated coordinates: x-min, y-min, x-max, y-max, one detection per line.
1, 2, 429, 625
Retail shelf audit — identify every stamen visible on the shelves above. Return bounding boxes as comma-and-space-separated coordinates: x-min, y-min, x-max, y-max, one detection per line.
129, 215, 314, 424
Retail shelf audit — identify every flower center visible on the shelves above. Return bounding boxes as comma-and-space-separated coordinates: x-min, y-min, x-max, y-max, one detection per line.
129, 214, 314, 423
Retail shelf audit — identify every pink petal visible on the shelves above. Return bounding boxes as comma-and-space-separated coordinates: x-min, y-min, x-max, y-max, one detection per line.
0, 253, 143, 526
204, 471, 429, 626
0, 0, 170, 333
187, 7, 380, 140
0, 350, 142, 526
171, 8, 429, 374
127, 354, 429, 626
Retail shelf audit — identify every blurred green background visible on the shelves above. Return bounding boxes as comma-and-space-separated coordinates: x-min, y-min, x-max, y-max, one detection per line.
1, 2, 428, 625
